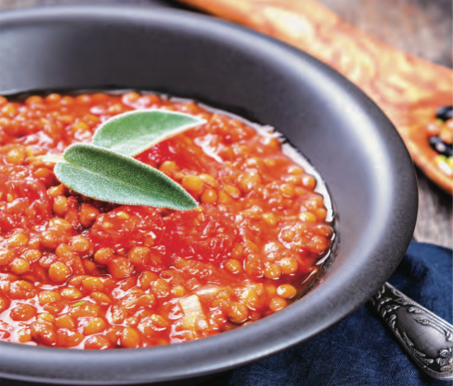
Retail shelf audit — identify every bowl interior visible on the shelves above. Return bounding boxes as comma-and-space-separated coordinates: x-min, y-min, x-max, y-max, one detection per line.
0, 6, 418, 385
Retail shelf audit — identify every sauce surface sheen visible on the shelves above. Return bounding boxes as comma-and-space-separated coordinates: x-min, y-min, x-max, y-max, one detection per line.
0, 92, 334, 349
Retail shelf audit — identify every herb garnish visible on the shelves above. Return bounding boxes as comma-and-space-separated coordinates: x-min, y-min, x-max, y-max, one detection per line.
93, 109, 204, 156
41, 109, 204, 210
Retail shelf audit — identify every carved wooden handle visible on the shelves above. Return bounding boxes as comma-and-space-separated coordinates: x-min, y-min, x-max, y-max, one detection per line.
370, 283, 453, 380
178, 0, 453, 194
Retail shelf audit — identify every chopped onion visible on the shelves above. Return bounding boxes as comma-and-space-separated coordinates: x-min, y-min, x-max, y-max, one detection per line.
179, 295, 208, 332
181, 313, 199, 331
195, 285, 221, 298
178, 295, 204, 316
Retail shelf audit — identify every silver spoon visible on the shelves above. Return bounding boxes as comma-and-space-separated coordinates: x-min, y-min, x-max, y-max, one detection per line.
370, 282, 453, 380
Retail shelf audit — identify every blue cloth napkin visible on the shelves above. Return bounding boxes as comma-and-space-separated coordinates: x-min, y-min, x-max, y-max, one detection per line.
208, 242, 452, 386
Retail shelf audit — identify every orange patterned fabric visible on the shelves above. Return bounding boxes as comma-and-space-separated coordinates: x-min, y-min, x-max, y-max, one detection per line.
179, 0, 453, 194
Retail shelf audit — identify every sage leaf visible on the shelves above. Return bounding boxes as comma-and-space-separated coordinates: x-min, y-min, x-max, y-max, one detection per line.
54, 144, 198, 210
92, 109, 206, 156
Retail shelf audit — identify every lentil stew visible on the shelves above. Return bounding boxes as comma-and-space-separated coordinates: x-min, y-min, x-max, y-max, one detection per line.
0, 91, 334, 349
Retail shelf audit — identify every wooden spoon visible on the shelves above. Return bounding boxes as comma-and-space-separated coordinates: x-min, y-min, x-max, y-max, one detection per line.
178, 0, 453, 194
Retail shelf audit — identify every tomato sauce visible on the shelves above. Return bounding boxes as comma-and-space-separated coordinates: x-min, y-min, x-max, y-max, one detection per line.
0, 92, 334, 349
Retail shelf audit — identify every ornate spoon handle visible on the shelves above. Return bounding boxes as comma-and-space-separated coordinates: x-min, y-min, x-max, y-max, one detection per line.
370, 282, 453, 380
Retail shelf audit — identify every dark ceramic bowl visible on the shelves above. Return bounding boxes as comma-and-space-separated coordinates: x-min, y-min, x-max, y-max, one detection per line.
0, 6, 418, 385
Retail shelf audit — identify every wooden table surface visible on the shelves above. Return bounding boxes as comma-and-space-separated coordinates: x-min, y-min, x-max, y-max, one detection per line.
0, 0, 452, 248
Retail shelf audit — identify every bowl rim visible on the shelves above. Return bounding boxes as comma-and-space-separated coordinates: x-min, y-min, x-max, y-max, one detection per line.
0, 5, 418, 385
